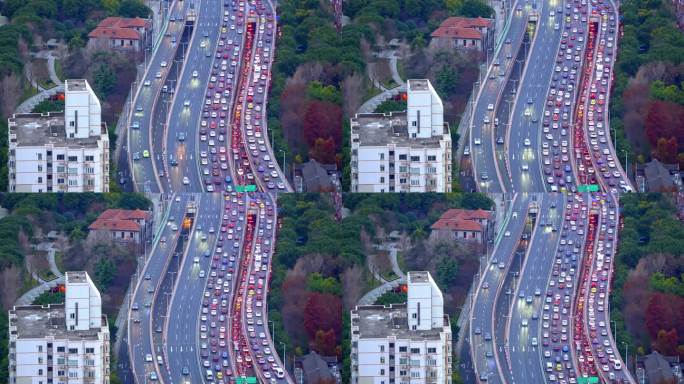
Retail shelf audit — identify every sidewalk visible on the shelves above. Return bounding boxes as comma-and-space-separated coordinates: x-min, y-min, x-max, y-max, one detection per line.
15, 241, 64, 307
357, 242, 406, 306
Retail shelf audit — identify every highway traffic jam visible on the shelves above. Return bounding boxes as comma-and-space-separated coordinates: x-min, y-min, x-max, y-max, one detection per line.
190, 0, 286, 192
472, 193, 631, 384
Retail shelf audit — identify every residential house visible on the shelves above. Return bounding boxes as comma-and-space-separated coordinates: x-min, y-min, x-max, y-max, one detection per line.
430, 208, 493, 244
88, 208, 152, 251
430, 17, 494, 51
87, 17, 151, 53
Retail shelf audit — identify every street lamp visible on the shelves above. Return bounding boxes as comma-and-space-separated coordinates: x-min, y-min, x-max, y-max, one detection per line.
268, 320, 275, 342
279, 341, 286, 370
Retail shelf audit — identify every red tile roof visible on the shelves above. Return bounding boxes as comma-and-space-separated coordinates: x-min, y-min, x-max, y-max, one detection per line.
431, 218, 483, 232
440, 208, 492, 221
441, 16, 493, 29
88, 26, 141, 40
89, 218, 141, 232
98, 16, 149, 29
431, 26, 483, 39
98, 209, 150, 221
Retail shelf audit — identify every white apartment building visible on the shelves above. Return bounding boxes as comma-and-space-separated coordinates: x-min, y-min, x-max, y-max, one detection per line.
8, 271, 110, 384
350, 79, 452, 193
351, 271, 452, 384
8, 79, 110, 192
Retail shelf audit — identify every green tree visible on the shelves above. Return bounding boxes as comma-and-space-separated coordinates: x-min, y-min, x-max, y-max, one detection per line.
94, 257, 117, 289
458, 0, 494, 17
93, 63, 116, 99
435, 66, 459, 98
436, 256, 459, 288
118, 0, 152, 18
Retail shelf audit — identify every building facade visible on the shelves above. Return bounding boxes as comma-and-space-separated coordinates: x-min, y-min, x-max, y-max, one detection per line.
351, 80, 452, 193
87, 209, 152, 252
8, 271, 110, 384
351, 272, 452, 384
87, 17, 151, 53
430, 17, 494, 52
430, 208, 493, 244
8, 79, 110, 192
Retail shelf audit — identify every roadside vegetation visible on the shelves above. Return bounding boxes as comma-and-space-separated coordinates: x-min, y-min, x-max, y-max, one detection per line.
610, 0, 684, 172
612, 193, 684, 361
269, 193, 492, 382
0, 0, 151, 191
0, 192, 151, 383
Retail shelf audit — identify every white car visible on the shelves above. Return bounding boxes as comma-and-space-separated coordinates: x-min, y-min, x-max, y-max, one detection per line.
524, 138, 531, 146
192, 70, 199, 78
144, 80, 151, 86
160, 61, 167, 67
474, 138, 482, 145
200, 41, 207, 48
522, 164, 529, 171
487, 103, 494, 110
184, 100, 190, 107
183, 177, 190, 185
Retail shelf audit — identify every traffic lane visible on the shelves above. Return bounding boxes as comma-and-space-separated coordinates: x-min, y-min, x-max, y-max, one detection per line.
195, 17, 245, 194
508, 2, 563, 193
197, 194, 251, 382
471, 195, 528, 382
129, 195, 189, 382
167, 195, 223, 383
130, 1, 189, 192
509, 195, 564, 384
470, 7, 530, 193
165, 0, 224, 193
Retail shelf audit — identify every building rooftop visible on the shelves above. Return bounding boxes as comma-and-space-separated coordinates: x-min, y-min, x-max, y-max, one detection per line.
65, 79, 87, 92
351, 111, 447, 148
441, 16, 493, 28
89, 218, 141, 232
98, 208, 151, 221
98, 16, 149, 29
431, 26, 483, 39
408, 271, 429, 283
88, 26, 141, 40
66, 271, 87, 284
408, 79, 429, 91
352, 303, 449, 340
9, 304, 106, 340
9, 112, 105, 148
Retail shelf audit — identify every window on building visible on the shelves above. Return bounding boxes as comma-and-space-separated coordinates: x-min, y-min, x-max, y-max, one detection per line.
57, 178, 64, 184
85, 348, 95, 354
380, 165, 385, 172
427, 347, 437, 353
38, 345, 43, 352
399, 178, 407, 184
68, 179, 77, 186
398, 154, 407, 160
427, 359, 437, 366
380, 357, 385, 364
412, 121, 417, 126
399, 358, 408, 365
389, 151, 394, 156
57, 370, 65, 376
68, 371, 77, 378
57, 358, 65, 365
68, 156, 77, 162
56, 166, 65, 173
38, 165, 43, 172
56, 347, 65, 352
85, 155, 94, 162
400, 370, 407, 376
56, 155, 64, 160
427, 155, 437, 161
85, 167, 94, 174
37, 153, 42, 160
68, 348, 77, 354
410, 179, 419, 186
410, 370, 420, 378
410, 167, 419, 174
38, 369, 43, 375
399, 346, 407, 352
380, 177, 385, 183
380, 369, 385, 375
410, 156, 420, 161
410, 348, 420, 354
380, 345, 385, 352
38, 177, 42, 183
38, 357, 43, 364
379, 153, 385, 160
